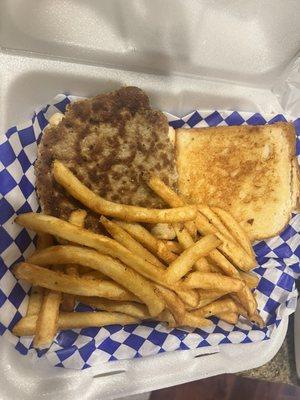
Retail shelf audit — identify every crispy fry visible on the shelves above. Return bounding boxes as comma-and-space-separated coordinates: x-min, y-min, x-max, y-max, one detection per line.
173, 224, 212, 272
53, 161, 197, 223
239, 271, 259, 289
180, 313, 212, 328
68, 209, 87, 227
151, 223, 176, 240
250, 313, 265, 328
26, 286, 44, 316
154, 284, 185, 325
13, 312, 140, 337
197, 205, 238, 245
26, 233, 53, 316
192, 298, 238, 318
236, 286, 257, 317
165, 235, 221, 284
33, 289, 62, 348
183, 272, 244, 292
61, 265, 78, 312
212, 207, 254, 257
156, 309, 176, 327
100, 216, 164, 268
216, 312, 239, 325
208, 249, 240, 278
81, 270, 108, 281
14, 262, 144, 302
17, 214, 195, 306
148, 176, 197, 237
27, 246, 165, 317
198, 289, 231, 300
77, 297, 149, 319
114, 220, 176, 264
163, 241, 182, 254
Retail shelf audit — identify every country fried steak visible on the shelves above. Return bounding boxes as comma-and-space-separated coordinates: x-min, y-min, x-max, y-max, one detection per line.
35, 86, 178, 232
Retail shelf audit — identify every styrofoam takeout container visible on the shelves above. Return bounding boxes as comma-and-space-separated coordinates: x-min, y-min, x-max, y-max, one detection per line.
1, 1, 300, 399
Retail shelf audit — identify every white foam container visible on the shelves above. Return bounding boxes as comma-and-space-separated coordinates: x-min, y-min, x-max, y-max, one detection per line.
0, 1, 299, 398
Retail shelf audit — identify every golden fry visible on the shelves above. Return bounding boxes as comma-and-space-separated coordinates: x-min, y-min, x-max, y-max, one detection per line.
77, 297, 149, 319
151, 223, 176, 240
239, 271, 259, 289
154, 284, 185, 325
28, 246, 165, 317
183, 272, 244, 292
53, 161, 197, 223
13, 312, 140, 337
165, 235, 221, 284
100, 216, 164, 268
33, 289, 62, 348
180, 313, 212, 329
216, 312, 239, 325
163, 241, 182, 254
192, 298, 238, 318
26, 286, 44, 316
212, 207, 254, 257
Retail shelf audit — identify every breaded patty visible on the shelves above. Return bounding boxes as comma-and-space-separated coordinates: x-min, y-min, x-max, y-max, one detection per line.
35, 87, 177, 232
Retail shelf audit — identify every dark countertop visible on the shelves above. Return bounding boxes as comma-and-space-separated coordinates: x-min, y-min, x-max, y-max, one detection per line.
240, 316, 299, 385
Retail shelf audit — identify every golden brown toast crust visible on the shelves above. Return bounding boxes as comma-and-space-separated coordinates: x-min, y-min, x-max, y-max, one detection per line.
176, 122, 297, 241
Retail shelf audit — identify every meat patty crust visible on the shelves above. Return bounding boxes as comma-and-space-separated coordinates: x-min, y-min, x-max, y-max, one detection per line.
35, 86, 178, 232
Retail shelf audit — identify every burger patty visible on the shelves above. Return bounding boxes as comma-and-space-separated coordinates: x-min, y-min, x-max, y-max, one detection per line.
35, 86, 178, 232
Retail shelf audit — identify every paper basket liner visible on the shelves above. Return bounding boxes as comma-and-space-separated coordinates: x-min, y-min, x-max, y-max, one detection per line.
0, 94, 300, 369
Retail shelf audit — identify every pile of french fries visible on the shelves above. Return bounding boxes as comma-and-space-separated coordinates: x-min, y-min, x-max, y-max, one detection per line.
12, 160, 264, 348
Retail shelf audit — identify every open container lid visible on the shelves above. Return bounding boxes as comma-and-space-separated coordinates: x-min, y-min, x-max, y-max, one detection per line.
0, 1, 300, 399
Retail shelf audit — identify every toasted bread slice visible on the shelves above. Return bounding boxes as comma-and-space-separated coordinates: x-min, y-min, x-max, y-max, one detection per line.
176, 122, 298, 240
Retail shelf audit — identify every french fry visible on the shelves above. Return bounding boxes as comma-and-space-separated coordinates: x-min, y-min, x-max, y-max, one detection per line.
81, 270, 109, 281
156, 309, 176, 327
165, 235, 221, 284
151, 223, 176, 240
53, 161, 197, 223
33, 289, 62, 348
13, 312, 140, 337
68, 209, 87, 227
154, 284, 185, 325
100, 216, 164, 268
208, 249, 240, 278
250, 313, 265, 328
212, 207, 254, 257
197, 205, 238, 245
235, 286, 257, 317
239, 271, 259, 289
163, 241, 182, 254
198, 289, 232, 300
14, 262, 145, 302
114, 220, 177, 264
173, 224, 212, 272
26, 286, 44, 316
26, 233, 53, 316
216, 312, 239, 325
195, 211, 256, 271
192, 298, 238, 318
180, 313, 212, 328
148, 176, 197, 238
183, 272, 244, 292
17, 214, 196, 307
27, 246, 165, 317
77, 297, 149, 319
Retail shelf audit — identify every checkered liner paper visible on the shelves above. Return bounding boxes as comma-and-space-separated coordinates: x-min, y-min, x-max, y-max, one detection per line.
1, 94, 300, 370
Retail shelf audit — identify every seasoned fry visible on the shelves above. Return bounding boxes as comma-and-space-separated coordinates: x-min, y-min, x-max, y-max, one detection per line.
68, 209, 87, 227
165, 235, 221, 284
198, 289, 231, 300
212, 207, 254, 257
81, 270, 109, 281
236, 285, 257, 317
53, 161, 197, 223
13, 312, 140, 337
26, 286, 44, 316
183, 272, 244, 292
216, 312, 239, 325
156, 309, 176, 327
173, 224, 212, 272
163, 241, 182, 254
197, 205, 238, 245
148, 176, 197, 237
14, 262, 144, 302
77, 297, 149, 319
250, 313, 265, 328
17, 214, 195, 306
239, 271, 259, 289
151, 223, 176, 240
26, 233, 53, 316
192, 298, 238, 318
27, 246, 165, 317
33, 289, 62, 348
180, 313, 212, 328
195, 212, 256, 271
114, 220, 176, 264
100, 216, 164, 268
61, 265, 78, 312
208, 249, 240, 278
154, 284, 185, 325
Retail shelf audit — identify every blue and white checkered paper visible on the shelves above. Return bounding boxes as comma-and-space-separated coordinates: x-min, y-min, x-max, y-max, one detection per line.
1, 95, 300, 370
